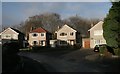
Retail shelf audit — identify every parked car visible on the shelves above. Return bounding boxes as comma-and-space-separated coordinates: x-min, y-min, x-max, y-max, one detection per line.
94, 44, 107, 52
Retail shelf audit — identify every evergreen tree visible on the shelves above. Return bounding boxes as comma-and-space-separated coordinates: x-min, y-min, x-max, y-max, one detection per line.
103, 1, 120, 48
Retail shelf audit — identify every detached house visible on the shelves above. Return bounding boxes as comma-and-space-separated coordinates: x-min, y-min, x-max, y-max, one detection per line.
28, 27, 51, 46
0, 27, 25, 47
55, 24, 81, 46
88, 21, 106, 48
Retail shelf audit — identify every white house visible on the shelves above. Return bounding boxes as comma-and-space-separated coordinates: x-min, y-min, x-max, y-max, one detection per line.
55, 24, 81, 46
88, 21, 106, 48
28, 27, 52, 46
0, 27, 25, 47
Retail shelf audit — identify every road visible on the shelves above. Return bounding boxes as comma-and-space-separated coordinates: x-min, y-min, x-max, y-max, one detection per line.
18, 48, 120, 72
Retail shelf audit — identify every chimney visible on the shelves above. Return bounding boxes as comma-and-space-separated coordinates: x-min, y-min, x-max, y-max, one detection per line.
91, 23, 94, 27
57, 26, 60, 29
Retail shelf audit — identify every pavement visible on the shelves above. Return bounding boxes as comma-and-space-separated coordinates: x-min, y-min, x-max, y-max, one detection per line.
19, 56, 48, 72
18, 48, 120, 72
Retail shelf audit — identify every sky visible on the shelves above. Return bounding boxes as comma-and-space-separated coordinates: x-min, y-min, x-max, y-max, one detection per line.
1, 0, 112, 2
2, 2, 112, 26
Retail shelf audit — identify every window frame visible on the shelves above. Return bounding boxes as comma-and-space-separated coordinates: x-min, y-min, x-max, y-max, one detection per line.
60, 32, 67, 36
70, 32, 74, 36
41, 33, 44, 37
60, 41, 67, 44
94, 30, 103, 36
40, 41, 44, 45
32, 41, 38, 45
32, 33, 38, 37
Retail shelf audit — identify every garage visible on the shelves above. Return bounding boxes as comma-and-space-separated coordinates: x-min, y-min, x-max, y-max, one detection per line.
82, 38, 90, 49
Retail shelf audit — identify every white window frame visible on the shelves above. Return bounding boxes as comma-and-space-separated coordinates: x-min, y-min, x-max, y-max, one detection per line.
60, 32, 67, 37
70, 32, 74, 36
94, 40, 100, 45
32, 41, 38, 45
32, 33, 38, 37
94, 30, 103, 36
4, 34, 11, 39
41, 33, 44, 37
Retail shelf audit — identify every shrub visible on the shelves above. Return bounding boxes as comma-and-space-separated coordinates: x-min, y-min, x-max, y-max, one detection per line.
99, 45, 106, 54
74, 44, 81, 49
2, 42, 20, 55
114, 48, 120, 56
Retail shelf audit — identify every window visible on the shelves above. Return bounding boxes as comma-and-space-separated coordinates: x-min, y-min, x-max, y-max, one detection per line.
60, 33, 67, 36
32, 33, 38, 37
94, 30, 103, 36
60, 41, 67, 44
70, 32, 74, 36
4, 34, 11, 39
41, 33, 44, 36
32, 41, 38, 45
40, 41, 44, 45
6, 35, 10, 37
94, 40, 100, 45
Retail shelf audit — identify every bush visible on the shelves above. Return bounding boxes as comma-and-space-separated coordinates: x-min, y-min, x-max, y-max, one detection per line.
99, 45, 106, 54
2, 42, 21, 72
2, 42, 20, 55
74, 44, 81, 49
114, 48, 120, 56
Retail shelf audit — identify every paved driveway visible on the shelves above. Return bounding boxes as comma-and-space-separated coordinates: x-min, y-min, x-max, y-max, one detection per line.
18, 48, 120, 72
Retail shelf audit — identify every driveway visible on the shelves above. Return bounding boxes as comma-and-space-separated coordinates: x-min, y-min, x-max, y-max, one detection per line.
18, 48, 120, 72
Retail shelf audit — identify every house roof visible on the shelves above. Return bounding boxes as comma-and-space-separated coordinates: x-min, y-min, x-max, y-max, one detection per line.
55, 24, 77, 33
88, 21, 103, 31
30, 27, 48, 33
1, 27, 24, 35
10, 28, 24, 35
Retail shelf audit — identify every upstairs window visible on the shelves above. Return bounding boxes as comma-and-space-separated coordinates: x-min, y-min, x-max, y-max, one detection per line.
41, 33, 44, 36
70, 32, 74, 36
5, 34, 11, 38
94, 30, 103, 36
32, 33, 38, 37
60, 33, 67, 36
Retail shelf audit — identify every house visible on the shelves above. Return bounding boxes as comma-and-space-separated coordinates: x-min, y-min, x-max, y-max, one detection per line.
88, 21, 106, 48
0, 27, 25, 48
28, 27, 52, 46
55, 24, 81, 46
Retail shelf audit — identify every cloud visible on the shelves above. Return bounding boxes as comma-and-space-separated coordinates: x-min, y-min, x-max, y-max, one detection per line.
22, 3, 67, 18
2, 2, 111, 26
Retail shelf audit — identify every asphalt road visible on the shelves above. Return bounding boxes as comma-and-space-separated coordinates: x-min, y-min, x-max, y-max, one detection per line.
18, 48, 120, 72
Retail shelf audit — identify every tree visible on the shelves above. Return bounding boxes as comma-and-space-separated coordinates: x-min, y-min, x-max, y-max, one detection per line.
20, 13, 63, 37
63, 15, 91, 37
103, 1, 120, 48
39, 13, 62, 33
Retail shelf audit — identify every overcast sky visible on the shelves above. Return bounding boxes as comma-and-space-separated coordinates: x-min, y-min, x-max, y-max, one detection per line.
1, 0, 111, 2
2, 2, 112, 26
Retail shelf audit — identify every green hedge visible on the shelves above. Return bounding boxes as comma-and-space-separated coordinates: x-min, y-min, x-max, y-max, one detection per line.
114, 48, 120, 56
99, 45, 106, 54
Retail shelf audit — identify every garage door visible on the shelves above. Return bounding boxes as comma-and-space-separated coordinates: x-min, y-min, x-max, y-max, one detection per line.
84, 40, 90, 48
